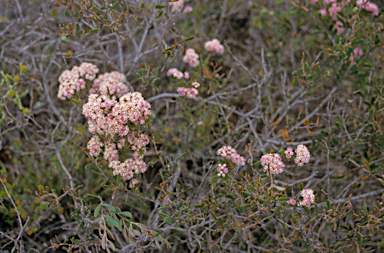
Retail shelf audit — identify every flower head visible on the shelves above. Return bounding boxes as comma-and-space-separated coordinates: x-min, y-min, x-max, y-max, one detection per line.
284, 148, 294, 159
260, 153, 285, 175
177, 87, 199, 99
217, 164, 228, 177
204, 39, 224, 54
299, 189, 315, 206
183, 48, 199, 67
217, 146, 245, 165
294, 144, 310, 166
287, 199, 296, 205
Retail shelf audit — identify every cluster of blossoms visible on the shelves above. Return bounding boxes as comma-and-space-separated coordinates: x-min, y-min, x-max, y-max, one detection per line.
287, 199, 296, 205
260, 153, 285, 175
284, 148, 294, 158
58, 62, 99, 100
299, 189, 316, 207
191, 82, 200, 88
295, 144, 310, 166
217, 146, 245, 165
177, 87, 198, 99
312, 0, 379, 34
167, 68, 185, 79
349, 47, 363, 64
217, 164, 228, 177
204, 39, 224, 54
90, 71, 128, 98
168, 0, 192, 13
183, 48, 199, 67
109, 159, 147, 181
78, 66, 152, 182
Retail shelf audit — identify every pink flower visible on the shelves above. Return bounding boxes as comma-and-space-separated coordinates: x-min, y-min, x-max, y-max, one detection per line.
183, 5, 193, 13
287, 199, 296, 205
329, 3, 342, 20
169, 0, 184, 12
183, 48, 199, 67
197, 121, 203, 125
284, 148, 294, 159
365, 2, 379, 15
184, 72, 190, 79
217, 146, 245, 165
217, 164, 228, 177
319, 9, 327, 16
129, 178, 139, 188
299, 189, 315, 206
334, 21, 344, 34
167, 68, 184, 79
260, 153, 285, 175
204, 39, 224, 54
354, 47, 363, 58
177, 87, 198, 99
191, 82, 200, 88
294, 144, 310, 166
324, 0, 336, 4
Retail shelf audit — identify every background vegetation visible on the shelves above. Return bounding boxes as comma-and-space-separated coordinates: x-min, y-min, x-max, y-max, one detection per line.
1, 0, 384, 252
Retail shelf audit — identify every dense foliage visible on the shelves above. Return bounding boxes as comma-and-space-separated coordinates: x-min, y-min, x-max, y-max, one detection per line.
1, 0, 384, 252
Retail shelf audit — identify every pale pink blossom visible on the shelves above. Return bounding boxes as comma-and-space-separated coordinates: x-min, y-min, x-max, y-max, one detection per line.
217, 146, 245, 166
294, 144, 310, 166
287, 199, 296, 205
310, 0, 318, 4
217, 164, 228, 177
129, 178, 139, 188
329, 3, 342, 20
260, 153, 285, 175
284, 148, 294, 159
365, 2, 379, 15
177, 87, 199, 99
319, 9, 327, 16
87, 135, 103, 157
183, 49, 199, 67
204, 39, 224, 54
183, 5, 193, 13
167, 68, 184, 79
191, 82, 200, 88
169, 0, 184, 12
184, 72, 190, 79
299, 189, 315, 207
334, 21, 344, 34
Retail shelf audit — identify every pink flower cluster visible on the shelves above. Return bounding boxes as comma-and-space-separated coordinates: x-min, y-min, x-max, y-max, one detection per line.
167, 68, 184, 79
299, 189, 315, 207
183, 48, 199, 67
217, 164, 228, 177
177, 87, 198, 99
217, 146, 245, 166
260, 153, 285, 175
284, 148, 294, 158
191, 82, 200, 88
349, 47, 363, 64
294, 144, 310, 166
83, 89, 151, 181
91, 71, 128, 98
184, 5, 193, 13
169, 0, 184, 12
357, 0, 379, 15
287, 199, 296, 205
204, 39, 224, 54
109, 159, 147, 181
58, 62, 99, 100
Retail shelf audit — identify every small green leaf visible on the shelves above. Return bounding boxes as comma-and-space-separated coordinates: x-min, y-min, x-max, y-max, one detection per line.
164, 217, 174, 224
184, 36, 194, 41
90, 29, 99, 34
61, 36, 67, 42
85, 163, 93, 170
156, 5, 166, 9
158, 206, 169, 210
105, 215, 119, 228
105, 204, 116, 213
94, 203, 102, 217
121, 211, 132, 218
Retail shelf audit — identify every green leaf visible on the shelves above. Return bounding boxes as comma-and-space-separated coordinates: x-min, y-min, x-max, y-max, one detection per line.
158, 206, 169, 210
85, 163, 93, 170
61, 36, 67, 42
108, 2, 118, 12
164, 217, 174, 224
156, 5, 166, 9
94, 203, 102, 217
105, 215, 119, 228
184, 36, 194, 41
120, 211, 132, 218
278, 196, 290, 201
90, 29, 99, 34
105, 204, 116, 213
223, 222, 229, 228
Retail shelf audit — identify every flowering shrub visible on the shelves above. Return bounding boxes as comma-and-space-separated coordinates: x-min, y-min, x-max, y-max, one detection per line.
2, 0, 384, 252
